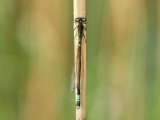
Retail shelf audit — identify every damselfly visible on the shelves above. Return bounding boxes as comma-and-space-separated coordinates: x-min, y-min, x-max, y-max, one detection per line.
74, 17, 86, 109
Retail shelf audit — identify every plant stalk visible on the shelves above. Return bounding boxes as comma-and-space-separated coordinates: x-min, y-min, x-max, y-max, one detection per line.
73, 0, 86, 120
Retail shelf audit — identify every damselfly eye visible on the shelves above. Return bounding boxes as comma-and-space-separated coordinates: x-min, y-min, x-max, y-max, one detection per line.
82, 18, 86, 21
75, 18, 79, 22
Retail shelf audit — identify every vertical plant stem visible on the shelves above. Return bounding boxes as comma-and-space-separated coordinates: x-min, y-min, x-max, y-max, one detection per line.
74, 0, 86, 120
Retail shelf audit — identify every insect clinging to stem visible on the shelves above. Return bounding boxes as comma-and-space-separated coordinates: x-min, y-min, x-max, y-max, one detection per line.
74, 17, 87, 109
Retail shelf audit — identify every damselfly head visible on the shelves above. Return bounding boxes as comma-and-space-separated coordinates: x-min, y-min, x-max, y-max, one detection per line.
74, 17, 86, 24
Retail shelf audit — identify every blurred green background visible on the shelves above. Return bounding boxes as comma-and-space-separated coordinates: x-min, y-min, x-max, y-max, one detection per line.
0, 0, 160, 120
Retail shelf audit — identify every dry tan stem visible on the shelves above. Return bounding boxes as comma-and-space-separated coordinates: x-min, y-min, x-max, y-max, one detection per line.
74, 0, 86, 120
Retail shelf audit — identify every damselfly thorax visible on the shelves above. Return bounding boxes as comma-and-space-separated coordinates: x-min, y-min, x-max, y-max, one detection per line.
74, 17, 86, 46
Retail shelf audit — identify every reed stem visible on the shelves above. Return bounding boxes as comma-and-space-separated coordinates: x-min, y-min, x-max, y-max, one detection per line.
73, 0, 86, 120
